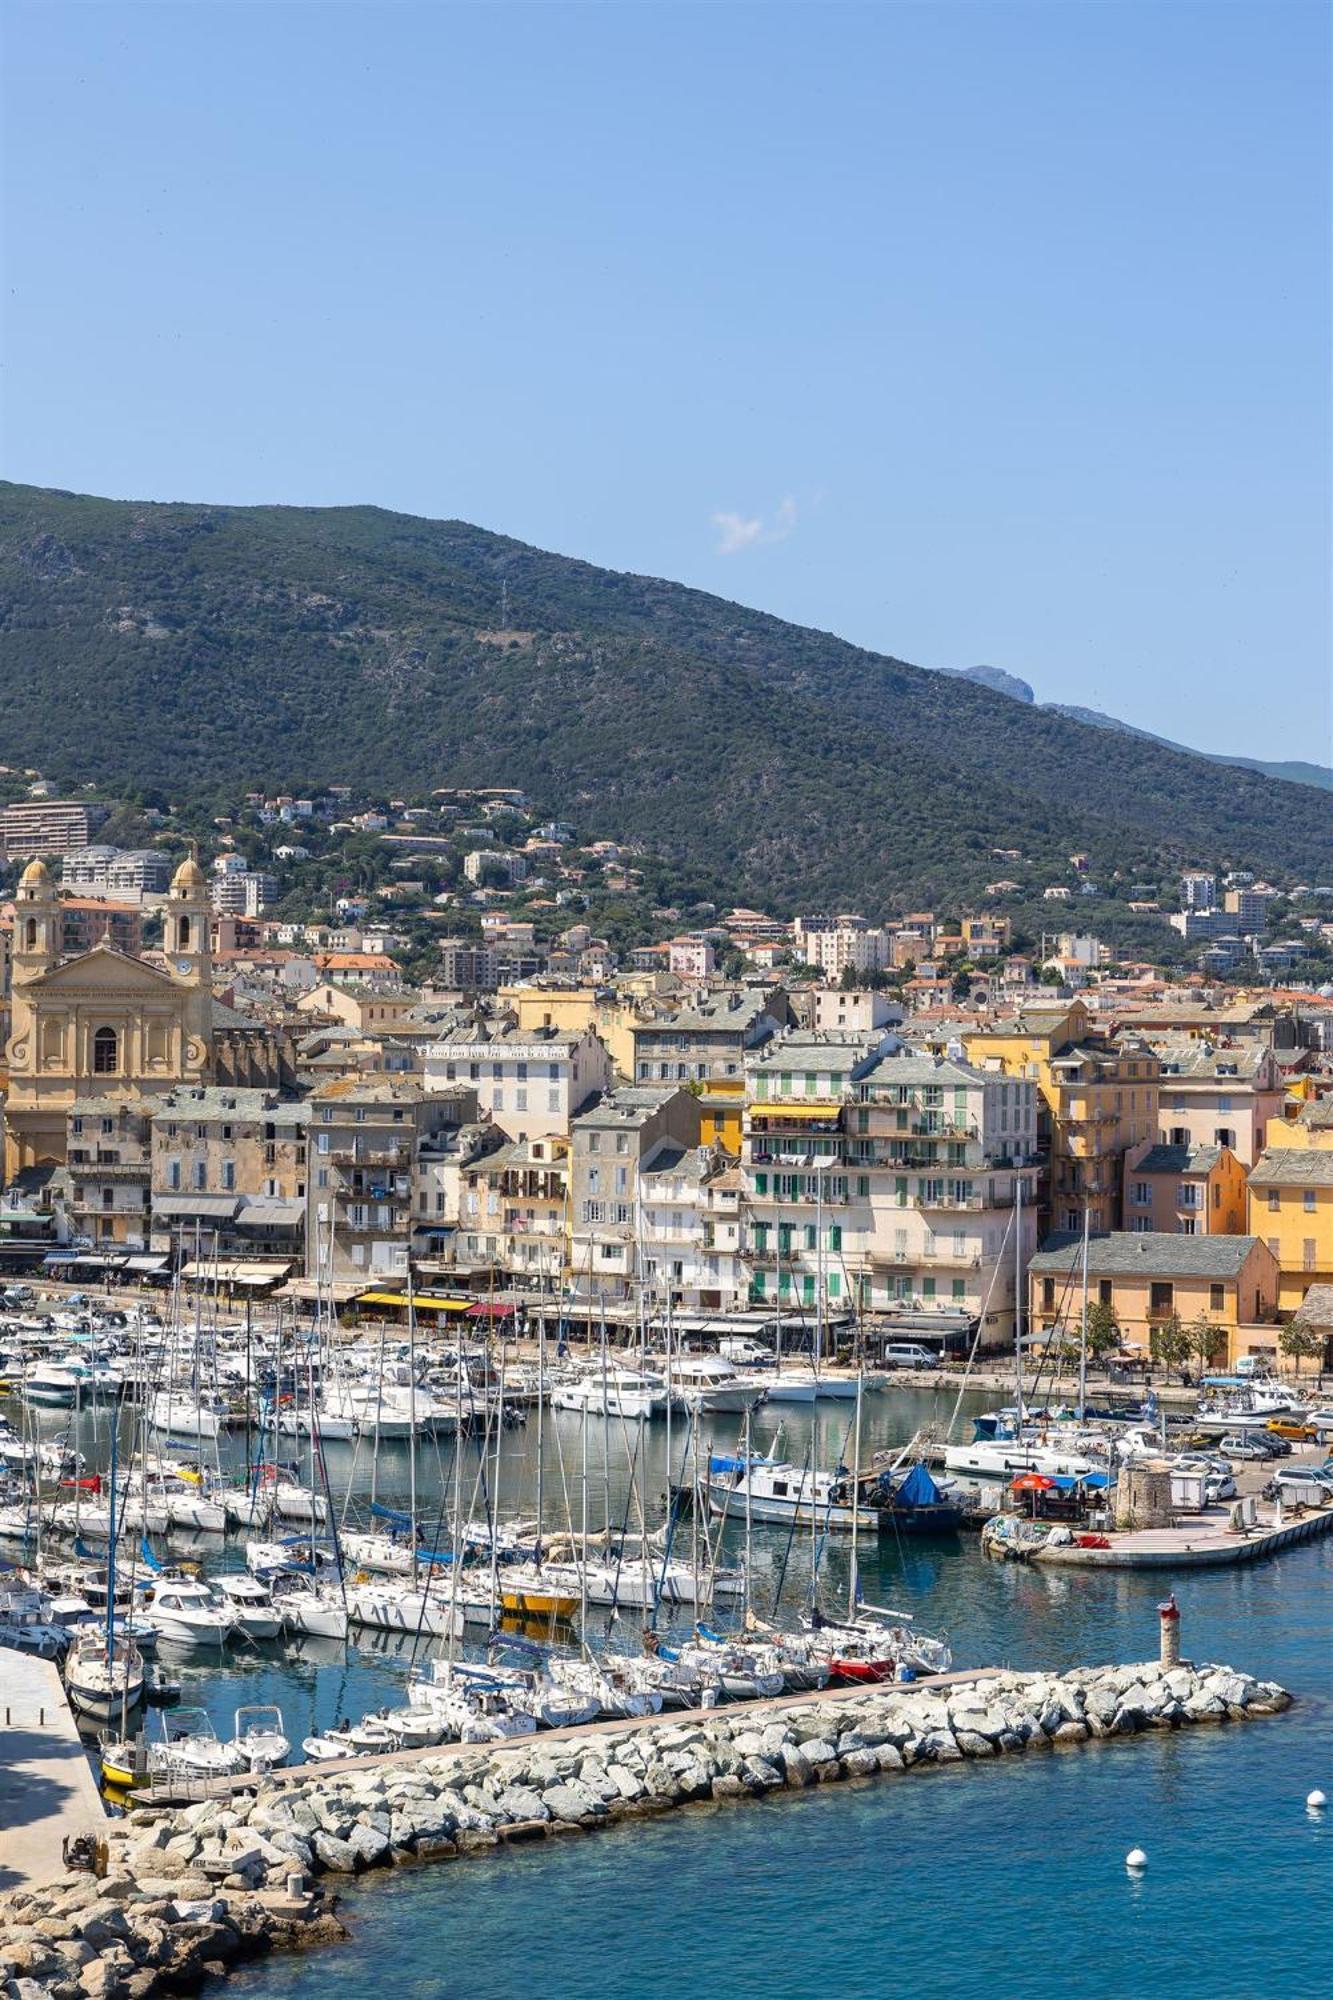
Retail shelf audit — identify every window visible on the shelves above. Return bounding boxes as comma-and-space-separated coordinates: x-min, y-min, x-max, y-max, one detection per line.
168, 1158, 181, 1191
192, 1160, 206, 1191
1304, 1190, 1317, 1212
1149, 1281, 1174, 1315
1268, 1190, 1281, 1212
92, 1027, 118, 1075
101, 1186, 114, 1209
222, 1160, 235, 1190
922, 1277, 936, 1299
1209, 1283, 1225, 1312
830, 1224, 842, 1252
1304, 1238, 1317, 1271
1178, 1218, 1198, 1235
100, 1117, 113, 1136
1131, 1182, 1152, 1206
952, 1279, 966, 1301
1099, 1280, 1113, 1304
804, 1224, 816, 1252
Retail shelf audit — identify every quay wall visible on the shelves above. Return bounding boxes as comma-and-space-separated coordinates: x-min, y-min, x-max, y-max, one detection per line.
0, 1657, 1293, 1998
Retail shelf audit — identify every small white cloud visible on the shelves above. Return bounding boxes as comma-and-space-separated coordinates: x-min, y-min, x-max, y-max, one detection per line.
712, 495, 798, 555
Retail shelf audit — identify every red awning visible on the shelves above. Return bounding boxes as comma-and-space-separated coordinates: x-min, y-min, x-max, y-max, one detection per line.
466, 1300, 514, 1319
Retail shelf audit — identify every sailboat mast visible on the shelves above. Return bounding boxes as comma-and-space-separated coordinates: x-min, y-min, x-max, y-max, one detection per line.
407, 1263, 418, 1592
1014, 1175, 1024, 1428
848, 1352, 863, 1622
1078, 1202, 1090, 1423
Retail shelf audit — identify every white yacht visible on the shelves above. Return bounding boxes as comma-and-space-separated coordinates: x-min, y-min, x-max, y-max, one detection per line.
668, 1353, 769, 1414
550, 1368, 667, 1420
147, 1577, 237, 1647
63, 1628, 145, 1720
215, 1573, 283, 1640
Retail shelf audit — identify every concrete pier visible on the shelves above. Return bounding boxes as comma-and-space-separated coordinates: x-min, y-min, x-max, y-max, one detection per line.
0, 1652, 105, 1891
1030, 1497, 1333, 1568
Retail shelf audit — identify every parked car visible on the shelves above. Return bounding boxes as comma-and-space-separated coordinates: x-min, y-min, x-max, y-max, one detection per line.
1217, 1434, 1277, 1462
1266, 1419, 1320, 1443
880, 1343, 941, 1371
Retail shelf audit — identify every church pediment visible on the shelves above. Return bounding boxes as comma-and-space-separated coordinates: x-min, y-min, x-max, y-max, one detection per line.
21, 946, 182, 998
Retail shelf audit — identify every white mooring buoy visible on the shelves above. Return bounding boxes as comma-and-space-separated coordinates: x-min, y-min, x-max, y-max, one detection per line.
1306, 1790, 1327, 1811
1126, 1847, 1148, 1873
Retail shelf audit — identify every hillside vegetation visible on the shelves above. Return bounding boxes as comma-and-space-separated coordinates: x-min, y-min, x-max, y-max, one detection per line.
1, 482, 1328, 913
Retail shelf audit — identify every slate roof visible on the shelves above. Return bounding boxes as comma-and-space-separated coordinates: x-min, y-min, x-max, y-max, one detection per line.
1030, 1232, 1266, 1280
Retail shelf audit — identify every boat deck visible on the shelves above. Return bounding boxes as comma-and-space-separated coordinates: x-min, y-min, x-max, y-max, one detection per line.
0, 1651, 106, 1890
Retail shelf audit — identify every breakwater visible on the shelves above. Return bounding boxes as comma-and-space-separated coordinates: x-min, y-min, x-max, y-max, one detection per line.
0, 1659, 1292, 1998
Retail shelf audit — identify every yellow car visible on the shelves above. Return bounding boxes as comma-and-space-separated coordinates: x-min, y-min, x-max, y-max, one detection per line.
1265, 1418, 1319, 1442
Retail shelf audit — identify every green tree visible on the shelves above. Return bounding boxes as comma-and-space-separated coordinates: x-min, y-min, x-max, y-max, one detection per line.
1186, 1311, 1225, 1375
1084, 1298, 1122, 1362
1149, 1313, 1190, 1373
1279, 1320, 1323, 1380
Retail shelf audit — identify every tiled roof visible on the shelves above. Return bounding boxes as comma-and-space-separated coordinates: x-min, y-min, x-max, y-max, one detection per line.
1030, 1232, 1266, 1279
1247, 1149, 1333, 1188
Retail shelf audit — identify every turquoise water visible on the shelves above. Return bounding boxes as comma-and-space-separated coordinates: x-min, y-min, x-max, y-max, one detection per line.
232, 1538, 1333, 2000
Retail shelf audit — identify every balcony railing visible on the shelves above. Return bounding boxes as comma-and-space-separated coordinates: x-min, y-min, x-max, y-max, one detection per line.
330, 1144, 411, 1168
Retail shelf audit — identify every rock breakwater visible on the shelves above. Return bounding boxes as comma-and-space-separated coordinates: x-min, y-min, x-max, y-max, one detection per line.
0, 1659, 1291, 1997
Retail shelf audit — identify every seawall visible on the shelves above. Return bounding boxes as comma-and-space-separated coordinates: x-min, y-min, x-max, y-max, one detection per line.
0, 1657, 1292, 1997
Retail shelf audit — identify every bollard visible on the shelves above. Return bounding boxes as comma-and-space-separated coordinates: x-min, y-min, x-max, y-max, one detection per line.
1158, 1592, 1181, 1669
286, 1871, 308, 1899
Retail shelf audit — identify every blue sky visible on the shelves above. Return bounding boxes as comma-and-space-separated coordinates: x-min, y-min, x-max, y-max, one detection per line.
3, 0, 1329, 761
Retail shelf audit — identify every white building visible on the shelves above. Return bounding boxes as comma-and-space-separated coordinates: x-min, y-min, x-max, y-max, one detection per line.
423, 1022, 613, 1143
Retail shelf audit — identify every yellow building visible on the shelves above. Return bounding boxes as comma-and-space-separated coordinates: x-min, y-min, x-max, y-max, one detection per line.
4, 856, 214, 1180
1261, 1095, 1333, 1152
1246, 1148, 1333, 1313
965, 999, 1158, 1234
502, 986, 637, 1078
1028, 1231, 1279, 1367
697, 1076, 744, 1152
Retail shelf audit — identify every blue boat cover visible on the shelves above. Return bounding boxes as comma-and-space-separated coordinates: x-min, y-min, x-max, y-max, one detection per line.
369, 1502, 413, 1530
140, 1536, 164, 1573
709, 1454, 748, 1474
894, 1462, 941, 1507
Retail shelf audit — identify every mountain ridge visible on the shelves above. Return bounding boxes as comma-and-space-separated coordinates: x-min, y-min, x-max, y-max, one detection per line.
1, 480, 1328, 913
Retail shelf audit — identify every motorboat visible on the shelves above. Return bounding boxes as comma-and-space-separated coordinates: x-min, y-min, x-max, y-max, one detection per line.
147, 1707, 248, 1781
668, 1353, 769, 1414
215, 1573, 283, 1641
147, 1389, 229, 1442
231, 1703, 289, 1771
0, 1579, 67, 1658
270, 1575, 349, 1641
147, 1577, 237, 1648
550, 1368, 667, 1421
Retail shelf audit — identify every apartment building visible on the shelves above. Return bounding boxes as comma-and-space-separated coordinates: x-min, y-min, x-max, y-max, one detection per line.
1148, 1038, 1285, 1165
454, 1134, 569, 1287
629, 987, 787, 1086
965, 1000, 1159, 1234
0, 800, 105, 858
1246, 1149, 1333, 1314
437, 940, 499, 991
65, 1098, 153, 1250
305, 1076, 480, 1282
1122, 1141, 1247, 1236
61, 848, 173, 900
150, 1085, 310, 1268
567, 1086, 701, 1301
792, 914, 890, 980
57, 899, 143, 958
423, 1021, 612, 1143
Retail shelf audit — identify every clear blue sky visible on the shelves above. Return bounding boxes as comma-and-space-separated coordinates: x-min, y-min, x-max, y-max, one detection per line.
3, 0, 1329, 761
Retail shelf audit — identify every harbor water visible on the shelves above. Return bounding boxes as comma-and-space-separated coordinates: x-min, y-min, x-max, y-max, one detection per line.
233, 1536, 1333, 2000
14, 1383, 1332, 1994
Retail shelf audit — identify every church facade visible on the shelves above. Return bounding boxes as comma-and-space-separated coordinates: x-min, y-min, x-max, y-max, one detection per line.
4, 854, 215, 1180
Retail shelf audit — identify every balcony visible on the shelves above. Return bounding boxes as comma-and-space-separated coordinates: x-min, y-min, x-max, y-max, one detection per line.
330, 1144, 411, 1168
68, 1160, 150, 1183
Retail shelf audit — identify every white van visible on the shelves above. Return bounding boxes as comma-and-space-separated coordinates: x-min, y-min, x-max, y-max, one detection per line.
881, 1342, 941, 1371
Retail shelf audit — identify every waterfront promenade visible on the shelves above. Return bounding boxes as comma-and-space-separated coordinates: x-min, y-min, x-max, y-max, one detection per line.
0, 1652, 105, 1891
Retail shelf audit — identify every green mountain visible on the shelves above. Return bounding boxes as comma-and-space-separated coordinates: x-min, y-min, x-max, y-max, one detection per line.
1, 481, 1329, 913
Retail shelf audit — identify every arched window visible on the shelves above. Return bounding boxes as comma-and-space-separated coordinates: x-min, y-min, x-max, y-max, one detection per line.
92, 1027, 119, 1075
24, 918, 37, 951
178, 916, 191, 951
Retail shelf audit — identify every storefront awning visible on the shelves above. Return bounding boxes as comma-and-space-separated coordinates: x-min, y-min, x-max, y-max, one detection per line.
180, 1258, 291, 1287
43, 1250, 79, 1266
123, 1254, 170, 1274
747, 1104, 844, 1123
353, 1290, 475, 1314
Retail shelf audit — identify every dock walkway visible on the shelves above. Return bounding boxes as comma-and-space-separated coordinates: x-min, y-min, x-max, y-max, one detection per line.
1033, 1498, 1333, 1569
0, 1653, 105, 1891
